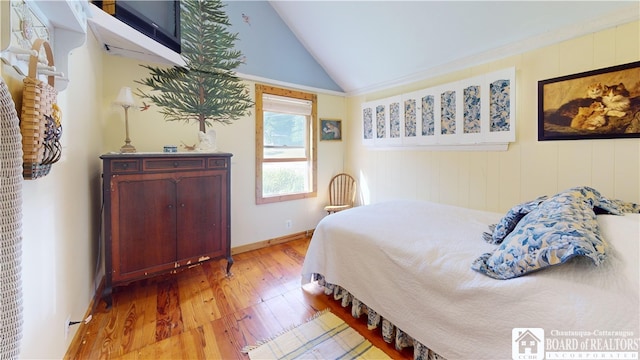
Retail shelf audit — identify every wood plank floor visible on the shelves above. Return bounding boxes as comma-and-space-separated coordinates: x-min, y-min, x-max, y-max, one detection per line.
64, 238, 413, 359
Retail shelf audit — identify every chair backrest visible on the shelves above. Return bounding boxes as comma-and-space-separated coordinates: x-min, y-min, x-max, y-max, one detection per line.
328, 173, 357, 207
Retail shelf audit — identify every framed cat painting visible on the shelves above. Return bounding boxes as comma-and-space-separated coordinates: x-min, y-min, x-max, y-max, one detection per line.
538, 60, 640, 141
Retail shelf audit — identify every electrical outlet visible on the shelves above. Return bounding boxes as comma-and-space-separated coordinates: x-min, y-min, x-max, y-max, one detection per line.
285, 220, 292, 229
64, 315, 71, 340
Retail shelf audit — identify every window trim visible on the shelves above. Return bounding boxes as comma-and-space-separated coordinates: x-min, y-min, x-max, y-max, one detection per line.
255, 84, 317, 204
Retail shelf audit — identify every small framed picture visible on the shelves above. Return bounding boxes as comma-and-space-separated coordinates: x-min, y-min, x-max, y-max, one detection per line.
320, 118, 342, 141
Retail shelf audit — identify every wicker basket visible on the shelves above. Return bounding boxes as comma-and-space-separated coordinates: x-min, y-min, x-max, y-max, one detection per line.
22, 163, 51, 179
20, 39, 58, 179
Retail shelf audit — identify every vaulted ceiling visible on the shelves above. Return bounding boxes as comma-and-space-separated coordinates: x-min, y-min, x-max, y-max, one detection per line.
267, 1, 639, 95
89, 1, 639, 96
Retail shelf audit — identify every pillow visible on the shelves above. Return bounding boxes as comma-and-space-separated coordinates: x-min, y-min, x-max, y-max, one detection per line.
597, 213, 640, 285
482, 195, 548, 245
472, 186, 622, 280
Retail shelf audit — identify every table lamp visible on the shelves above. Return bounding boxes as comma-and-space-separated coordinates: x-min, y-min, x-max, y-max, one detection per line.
113, 87, 136, 153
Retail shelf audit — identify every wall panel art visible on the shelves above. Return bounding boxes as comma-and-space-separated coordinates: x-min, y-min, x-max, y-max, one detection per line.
361, 67, 516, 149
362, 104, 374, 146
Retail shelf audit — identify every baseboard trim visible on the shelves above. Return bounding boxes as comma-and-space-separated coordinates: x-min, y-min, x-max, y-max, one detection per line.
64, 277, 106, 357
231, 229, 314, 255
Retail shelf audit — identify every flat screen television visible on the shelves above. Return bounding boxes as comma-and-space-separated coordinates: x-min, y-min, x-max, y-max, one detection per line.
93, 0, 181, 53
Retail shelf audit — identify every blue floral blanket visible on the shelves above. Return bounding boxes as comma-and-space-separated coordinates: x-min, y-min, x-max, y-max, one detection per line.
472, 186, 639, 279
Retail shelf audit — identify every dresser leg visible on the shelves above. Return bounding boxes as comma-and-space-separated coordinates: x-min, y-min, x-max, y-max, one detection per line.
102, 286, 113, 309
225, 255, 234, 276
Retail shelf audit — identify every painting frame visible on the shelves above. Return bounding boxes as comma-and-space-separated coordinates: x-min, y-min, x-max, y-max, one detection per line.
538, 61, 640, 141
320, 118, 342, 141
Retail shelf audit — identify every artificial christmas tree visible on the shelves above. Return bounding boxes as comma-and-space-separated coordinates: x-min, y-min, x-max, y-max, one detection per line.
135, 0, 252, 150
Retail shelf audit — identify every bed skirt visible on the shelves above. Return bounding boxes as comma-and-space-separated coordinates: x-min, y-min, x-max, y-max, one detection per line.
311, 274, 446, 360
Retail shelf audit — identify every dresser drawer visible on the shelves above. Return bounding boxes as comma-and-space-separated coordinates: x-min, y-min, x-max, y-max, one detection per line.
110, 159, 140, 173
208, 157, 228, 169
143, 158, 206, 171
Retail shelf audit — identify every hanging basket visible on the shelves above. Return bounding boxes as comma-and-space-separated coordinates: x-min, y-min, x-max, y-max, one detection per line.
20, 39, 61, 180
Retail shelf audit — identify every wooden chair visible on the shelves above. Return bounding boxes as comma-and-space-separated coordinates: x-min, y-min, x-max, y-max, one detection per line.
324, 173, 357, 214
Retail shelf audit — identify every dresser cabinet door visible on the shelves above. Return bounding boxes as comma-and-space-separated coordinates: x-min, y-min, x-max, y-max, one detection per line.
111, 174, 177, 282
175, 171, 227, 263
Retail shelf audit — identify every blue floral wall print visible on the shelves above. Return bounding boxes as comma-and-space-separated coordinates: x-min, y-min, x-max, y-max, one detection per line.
376, 105, 386, 139
441, 91, 456, 135
360, 67, 515, 148
363, 107, 373, 140
390, 101, 401, 138
404, 99, 416, 137
422, 95, 435, 136
490, 79, 511, 132
464, 85, 481, 133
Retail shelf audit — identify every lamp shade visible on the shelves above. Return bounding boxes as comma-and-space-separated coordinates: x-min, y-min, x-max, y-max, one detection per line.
113, 87, 135, 107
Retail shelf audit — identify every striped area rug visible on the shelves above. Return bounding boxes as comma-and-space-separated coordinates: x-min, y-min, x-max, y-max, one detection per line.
243, 310, 390, 360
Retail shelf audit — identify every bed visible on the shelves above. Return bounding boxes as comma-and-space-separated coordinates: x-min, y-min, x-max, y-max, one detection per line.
301, 186, 640, 359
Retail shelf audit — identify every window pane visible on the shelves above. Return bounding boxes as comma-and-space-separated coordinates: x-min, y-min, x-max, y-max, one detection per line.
255, 84, 317, 205
263, 112, 307, 159
264, 146, 306, 159
262, 161, 309, 197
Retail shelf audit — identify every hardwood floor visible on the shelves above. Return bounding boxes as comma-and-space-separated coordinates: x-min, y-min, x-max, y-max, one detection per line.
64, 238, 413, 359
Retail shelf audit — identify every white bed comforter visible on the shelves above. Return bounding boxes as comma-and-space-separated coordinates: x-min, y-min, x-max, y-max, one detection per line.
301, 200, 640, 359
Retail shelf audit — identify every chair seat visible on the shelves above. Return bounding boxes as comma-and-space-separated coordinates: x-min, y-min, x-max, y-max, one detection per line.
324, 204, 352, 213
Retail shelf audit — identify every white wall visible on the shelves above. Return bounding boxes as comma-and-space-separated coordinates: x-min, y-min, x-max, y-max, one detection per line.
346, 21, 640, 212
1, 27, 105, 359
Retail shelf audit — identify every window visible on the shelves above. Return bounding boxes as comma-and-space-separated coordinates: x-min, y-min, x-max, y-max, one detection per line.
255, 85, 317, 204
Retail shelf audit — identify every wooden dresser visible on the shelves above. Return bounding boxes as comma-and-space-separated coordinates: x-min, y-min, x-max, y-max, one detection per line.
100, 153, 233, 307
